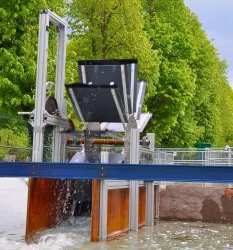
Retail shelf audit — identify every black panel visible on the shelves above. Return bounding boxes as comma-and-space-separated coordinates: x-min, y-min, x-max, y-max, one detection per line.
125, 64, 132, 114
78, 59, 139, 116
66, 84, 127, 123
83, 65, 130, 113
78, 59, 138, 65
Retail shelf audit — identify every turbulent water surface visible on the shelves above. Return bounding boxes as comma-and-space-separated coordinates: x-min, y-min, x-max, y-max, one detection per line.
1, 179, 233, 249
1, 218, 233, 250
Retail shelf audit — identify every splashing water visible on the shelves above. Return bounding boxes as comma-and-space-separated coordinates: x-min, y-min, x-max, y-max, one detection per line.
0, 217, 91, 250
2, 220, 233, 250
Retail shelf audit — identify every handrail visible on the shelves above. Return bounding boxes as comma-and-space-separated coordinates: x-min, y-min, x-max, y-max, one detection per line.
1, 162, 233, 183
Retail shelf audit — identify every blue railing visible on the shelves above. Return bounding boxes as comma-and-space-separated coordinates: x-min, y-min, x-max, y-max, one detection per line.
0, 162, 233, 183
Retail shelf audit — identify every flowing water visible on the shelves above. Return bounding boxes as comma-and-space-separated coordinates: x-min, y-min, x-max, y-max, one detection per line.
1, 178, 233, 249
1, 218, 233, 250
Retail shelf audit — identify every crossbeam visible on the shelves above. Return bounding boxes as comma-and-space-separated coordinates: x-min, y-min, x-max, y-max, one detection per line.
1, 162, 233, 183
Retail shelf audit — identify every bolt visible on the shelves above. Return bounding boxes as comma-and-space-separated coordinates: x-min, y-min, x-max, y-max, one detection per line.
33, 172, 35, 175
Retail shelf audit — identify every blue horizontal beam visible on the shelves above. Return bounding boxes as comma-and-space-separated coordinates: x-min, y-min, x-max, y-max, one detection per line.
0, 162, 233, 183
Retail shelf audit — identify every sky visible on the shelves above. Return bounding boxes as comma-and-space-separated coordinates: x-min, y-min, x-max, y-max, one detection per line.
184, 0, 233, 87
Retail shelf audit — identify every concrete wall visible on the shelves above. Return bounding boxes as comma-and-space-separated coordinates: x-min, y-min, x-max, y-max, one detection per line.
159, 185, 233, 223
0, 178, 28, 233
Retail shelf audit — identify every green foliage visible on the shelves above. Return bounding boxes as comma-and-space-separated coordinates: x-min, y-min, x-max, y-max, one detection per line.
0, 0, 66, 114
0, 0, 66, 150
1, 0, 233, 149
0, 128, 28, 147
0, 114, 31, 161
66, 0, 160, 122
143, 0, 233, 147
0, 130, 29, 161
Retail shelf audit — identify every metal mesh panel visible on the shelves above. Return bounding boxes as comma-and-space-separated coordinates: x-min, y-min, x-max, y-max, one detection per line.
139, 148, 154, 164
0, 114, 33, 162
153, 147, 233, 166
0, 145, 32, 162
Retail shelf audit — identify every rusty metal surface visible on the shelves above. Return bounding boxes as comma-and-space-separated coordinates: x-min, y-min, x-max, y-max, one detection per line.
67, 138, 150, 146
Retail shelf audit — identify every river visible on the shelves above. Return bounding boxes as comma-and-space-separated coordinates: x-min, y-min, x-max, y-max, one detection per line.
1, 218, 233, 250
1, 179, 233, 249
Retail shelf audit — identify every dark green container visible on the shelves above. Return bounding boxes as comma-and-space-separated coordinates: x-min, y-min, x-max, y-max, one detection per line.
195, 143, 213, 161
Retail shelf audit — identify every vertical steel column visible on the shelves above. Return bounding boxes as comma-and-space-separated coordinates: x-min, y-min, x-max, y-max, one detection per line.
204, 148, 211, 187
52, 20, 67, 162
147, 133, 155, 152
155, 184, 160, 219
129, 128, 140, 231
32, 12, 50, 162
145, 182, 154, 226
146, 133, 155, 225
32, 10, 67, 163
149, 133, 160, 219
228, 148, 232, 188
99, 151, 109, 240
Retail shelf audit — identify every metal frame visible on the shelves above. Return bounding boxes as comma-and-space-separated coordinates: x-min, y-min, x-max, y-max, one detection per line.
155, 184, 160, 219
129, 128, 140, 231
99, 152, 109, 240
53, 13, 67, 162
130, 63, 135, 112
68, 88, 85, 122
80, 65, 87, 84
44, 113, 69, 127
32, 10, 68, 162
145, 133, 156, 225
108, 180, 129, 189
111, 88, 127, 127
120, 65, 129, 118
135, 81, 147, 120
145, 182, 154, 226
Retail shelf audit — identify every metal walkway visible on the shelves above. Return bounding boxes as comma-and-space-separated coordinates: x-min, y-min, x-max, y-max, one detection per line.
1, 162, 233, 183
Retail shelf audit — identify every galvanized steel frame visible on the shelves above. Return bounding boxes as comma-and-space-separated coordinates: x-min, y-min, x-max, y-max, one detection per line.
32, 10, 68, 163
99, 152, 109, 241
145, 133, 156, 226
129, 128, 140, 231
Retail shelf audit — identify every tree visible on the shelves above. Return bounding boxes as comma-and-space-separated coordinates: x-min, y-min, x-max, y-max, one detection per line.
66, 0, 160, 120
142, 0, 233, 147
0, 0, 66, 115
0, 1, 66, 147
142, 0, 198, 146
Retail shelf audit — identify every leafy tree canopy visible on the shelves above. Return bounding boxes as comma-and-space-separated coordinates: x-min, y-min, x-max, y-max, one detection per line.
1, 0, 233, 149
0, 0, 66, 115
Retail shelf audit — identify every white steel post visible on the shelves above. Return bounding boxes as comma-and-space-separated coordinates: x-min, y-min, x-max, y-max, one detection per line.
146, 133, 157, 224
145, 181, 154, 226
52, 18, 67, 162
155, 184, 160, 219
228, 148, 232, 188
32, 10, 67, 163
129, 128, 139, 231
147, 133, 155, 152
204, 148, 212, 187
32, 12, 50, 162
99, 151, 109, 240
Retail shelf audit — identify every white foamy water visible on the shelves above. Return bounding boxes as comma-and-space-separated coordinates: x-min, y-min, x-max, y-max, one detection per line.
1, 220, 233, 250
1, 178, 233, 249
0, 217, 91, 250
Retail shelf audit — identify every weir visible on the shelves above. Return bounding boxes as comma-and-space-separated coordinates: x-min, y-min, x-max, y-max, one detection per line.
1, 10, 233, 245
